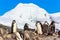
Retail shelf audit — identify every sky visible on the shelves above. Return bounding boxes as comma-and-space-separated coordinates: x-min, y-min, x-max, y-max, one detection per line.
0, 0, 60, 16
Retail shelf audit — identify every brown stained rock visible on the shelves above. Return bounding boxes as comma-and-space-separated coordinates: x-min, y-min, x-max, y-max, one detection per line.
0, 36, 3, 40
24, 31, 31, 40
14, 32, 23, 40
3, 34, 16, 40
24, 30, 43, 40
0, 28, 9, 35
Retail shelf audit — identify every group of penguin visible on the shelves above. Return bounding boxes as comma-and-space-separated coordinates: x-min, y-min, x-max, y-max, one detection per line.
11, 20, 60, 40
24, 21, 60, 36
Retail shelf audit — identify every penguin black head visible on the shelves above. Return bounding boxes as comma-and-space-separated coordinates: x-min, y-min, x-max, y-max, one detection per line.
50, 21, 55, 25
36, 21, 42, 27
24, 23, 29, 31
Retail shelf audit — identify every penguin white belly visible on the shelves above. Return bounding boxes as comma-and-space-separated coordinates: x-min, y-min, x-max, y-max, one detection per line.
13, 23, 17, 33
37, 24, 42, 34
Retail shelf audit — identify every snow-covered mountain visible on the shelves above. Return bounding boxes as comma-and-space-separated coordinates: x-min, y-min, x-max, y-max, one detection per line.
0, 3, 60, 30
50, 13, 60, 23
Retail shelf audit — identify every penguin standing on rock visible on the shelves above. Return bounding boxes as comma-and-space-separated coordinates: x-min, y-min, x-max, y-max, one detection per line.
11, 20, 23, 40
58, 31, 60, 37
36, 21, 43, 35
49, 21, 55, 35
11, 20, 17, 33
42, 21, 49, 35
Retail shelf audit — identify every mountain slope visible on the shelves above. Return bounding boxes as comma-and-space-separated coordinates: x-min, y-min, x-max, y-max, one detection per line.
0, 3, 52, 29
50, 13, 60, 23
